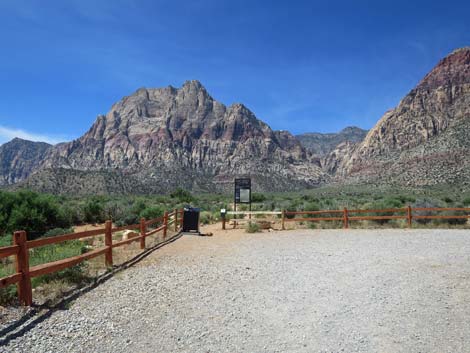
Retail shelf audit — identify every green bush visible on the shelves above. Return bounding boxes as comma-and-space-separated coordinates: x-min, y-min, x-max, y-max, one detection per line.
412, 199, 442, 224
139, 206, 164, 220
43, 228, 74, 238
245, 222, 261, 233
251, 193, 266, 203
442, 197, 454, 204
365, 198, 404, 225
0, 190, 73, 237
200, 211, 218, 225
440, 210, 468, 225
170, 188, 194, 203
463, 197, 470, 206
82, 198, 104, 224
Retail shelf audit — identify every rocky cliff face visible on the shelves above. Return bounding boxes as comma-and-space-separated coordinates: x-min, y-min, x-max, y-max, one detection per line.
333, 47, 470, 186
0, 138, 51, 186
19, 80, 327, 194
297, 126, 368, 157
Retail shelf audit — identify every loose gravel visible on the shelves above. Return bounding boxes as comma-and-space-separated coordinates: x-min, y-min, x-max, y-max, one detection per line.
1, 228, 470, 353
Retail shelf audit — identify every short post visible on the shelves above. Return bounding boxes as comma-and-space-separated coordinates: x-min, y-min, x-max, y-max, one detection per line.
140, 218, 146, 249
104, 220, 113, 268
163, 211, 169, 238
343, 207, 349, 229
174, 209, 178, 232
281, 210, 286, 230
221, 209, 226, 230
14, 231, 32, 306
407, 206, 412, 228
179, 209, 183, 229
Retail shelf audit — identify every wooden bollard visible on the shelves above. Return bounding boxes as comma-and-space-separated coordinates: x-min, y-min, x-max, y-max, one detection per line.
407, 206, 412, 228
281, 210, 286, 230
343, 207, 349, 229
140, 218, 146, 249
174, 209, 178, 232
14, 231, 32, 306
163, 211, 168, 238
104, 220, 113, 267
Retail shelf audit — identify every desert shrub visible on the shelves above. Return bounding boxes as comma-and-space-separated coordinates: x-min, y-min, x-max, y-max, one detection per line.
365, 198, 404, 225
140, 206, 164, 220
301, 194, 318, 202
0, 190, 73, 238
245, 222, 261, 233
396, 195, 416, 204
0, 286, 17, 305
285, 200, 302, 219
442, 197, 454, 204
200, 211, 217, 225
462, 197, 470, 206
251, 193, 266, 203
412, 199, 442, 224
82, 198, 105, 224
439, 210, 468, 225
43, 228, 74, 238
170, 188, 194, 203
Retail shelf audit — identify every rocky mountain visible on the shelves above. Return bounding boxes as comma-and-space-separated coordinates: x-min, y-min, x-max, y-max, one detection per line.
0, 138, 51, 186
331, 47, 470, 187
297, 126, 368, 157
11, 80, 328, 194
2, 47, 470, 194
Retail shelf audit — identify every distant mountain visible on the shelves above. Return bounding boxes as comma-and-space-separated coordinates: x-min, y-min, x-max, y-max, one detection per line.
331, 47, 470, 187
2, 47, 470, 194
11, 81, 328, 194
0, 138, 51, 186
296, 126, 368, 157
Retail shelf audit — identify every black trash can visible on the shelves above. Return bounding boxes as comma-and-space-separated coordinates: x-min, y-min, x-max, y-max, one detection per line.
183, 207, 200, 233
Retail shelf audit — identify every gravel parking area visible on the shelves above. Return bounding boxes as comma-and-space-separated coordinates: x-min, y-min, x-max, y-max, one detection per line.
1, 228, 470, 353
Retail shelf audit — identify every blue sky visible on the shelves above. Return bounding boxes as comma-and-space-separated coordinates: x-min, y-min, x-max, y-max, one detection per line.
0, 0, 469, 145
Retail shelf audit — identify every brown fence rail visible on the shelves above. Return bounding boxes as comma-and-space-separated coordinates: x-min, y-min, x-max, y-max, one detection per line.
281, 206, 470, 230
0, 208, 183, 306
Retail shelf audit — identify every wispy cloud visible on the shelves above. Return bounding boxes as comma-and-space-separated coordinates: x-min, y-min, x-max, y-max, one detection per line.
0, 125, 67, 145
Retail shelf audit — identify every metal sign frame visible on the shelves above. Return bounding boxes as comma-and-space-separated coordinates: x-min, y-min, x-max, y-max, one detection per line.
234, 178, 251, 204
234, 178, 252, 224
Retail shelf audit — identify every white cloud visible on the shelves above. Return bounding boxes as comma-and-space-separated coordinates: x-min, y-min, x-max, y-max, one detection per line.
0, 125, 67, 145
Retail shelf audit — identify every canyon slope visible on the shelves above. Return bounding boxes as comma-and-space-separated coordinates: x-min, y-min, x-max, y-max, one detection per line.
0, 138, 51, 186
328, 47, 470, 188
297, 127, 368, 157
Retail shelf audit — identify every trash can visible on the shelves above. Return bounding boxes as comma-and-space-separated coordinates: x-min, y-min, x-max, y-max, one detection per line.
183, 207, 200, 233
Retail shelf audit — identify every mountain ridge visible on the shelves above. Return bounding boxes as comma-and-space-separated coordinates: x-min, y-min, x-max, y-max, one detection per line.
1, 47, 470, 194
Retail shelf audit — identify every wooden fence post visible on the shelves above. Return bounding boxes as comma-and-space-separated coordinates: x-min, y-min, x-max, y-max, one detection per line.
174, 209, 178, 232
222, 215, 226, 230
163, 211, 168, 238
140, 218, 146, 249
14, 231, 32, 306
179, 209, 183, 229
104, 220, 113, 268
343, 207, 349, 229
407, 206, 412, 228
282, 210, 286, 230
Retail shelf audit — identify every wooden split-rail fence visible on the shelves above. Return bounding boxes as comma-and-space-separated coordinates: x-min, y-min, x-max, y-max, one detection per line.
222, 206, 470, 230
0, 209, 184, 306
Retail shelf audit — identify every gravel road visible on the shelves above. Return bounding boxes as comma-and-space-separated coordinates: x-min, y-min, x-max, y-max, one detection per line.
1, 228, 470, 353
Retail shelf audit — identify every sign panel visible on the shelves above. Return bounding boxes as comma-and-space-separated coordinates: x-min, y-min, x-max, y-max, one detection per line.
234, 178, 251, 204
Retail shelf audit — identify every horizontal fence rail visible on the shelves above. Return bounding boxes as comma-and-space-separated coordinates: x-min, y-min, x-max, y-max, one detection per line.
222, 207, 470, 231
0, 208, 184, 306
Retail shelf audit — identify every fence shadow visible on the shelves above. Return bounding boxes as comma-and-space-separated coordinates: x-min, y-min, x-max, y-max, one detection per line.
0, 232, 183, 346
